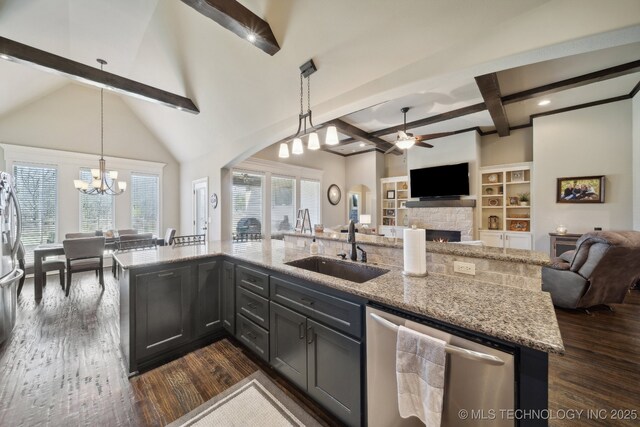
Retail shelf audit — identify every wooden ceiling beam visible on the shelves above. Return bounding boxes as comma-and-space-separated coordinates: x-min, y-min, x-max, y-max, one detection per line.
0, 37, 199, 114
475, 72, 510, 137
181, 0, 280, 56
502, 59, 640, 105
370, 102, 486, 137
324, 119, 399, 155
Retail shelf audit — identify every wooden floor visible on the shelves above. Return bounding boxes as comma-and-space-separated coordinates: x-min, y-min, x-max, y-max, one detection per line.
548, 290, 640, 427
0, 273, 336, 427
1, 273, 638, 426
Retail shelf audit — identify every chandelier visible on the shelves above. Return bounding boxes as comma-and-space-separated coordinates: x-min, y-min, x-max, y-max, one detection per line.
279, 59, 339, 158
74, 59, 127, 195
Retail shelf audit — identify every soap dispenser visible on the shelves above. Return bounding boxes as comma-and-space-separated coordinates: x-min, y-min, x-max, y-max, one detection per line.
310, 237, 319, 255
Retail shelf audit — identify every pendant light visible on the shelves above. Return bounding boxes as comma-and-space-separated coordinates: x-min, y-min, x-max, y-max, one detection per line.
74, 59, 126, 195
307, 132, 320, 150
291, 137, 304, 154
278, 142, 290, 158
325, 125, 339, 145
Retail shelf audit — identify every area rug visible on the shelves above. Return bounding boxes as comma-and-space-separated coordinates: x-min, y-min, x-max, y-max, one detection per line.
166, 371, 323, 427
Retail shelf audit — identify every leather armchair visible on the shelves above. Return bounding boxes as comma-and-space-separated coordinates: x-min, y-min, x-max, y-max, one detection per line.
542, 231, 640, 309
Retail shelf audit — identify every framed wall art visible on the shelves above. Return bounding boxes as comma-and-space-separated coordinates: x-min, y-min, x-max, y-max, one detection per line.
556, 176, 605, 203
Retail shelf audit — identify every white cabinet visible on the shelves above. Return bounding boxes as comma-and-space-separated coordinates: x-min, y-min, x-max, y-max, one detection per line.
479, 231, 532, 249
379, 176, 409, 234
478, 163, 533, 250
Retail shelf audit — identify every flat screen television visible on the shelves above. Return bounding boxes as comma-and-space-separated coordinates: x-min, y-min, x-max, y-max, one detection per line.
410, 162, 470, 199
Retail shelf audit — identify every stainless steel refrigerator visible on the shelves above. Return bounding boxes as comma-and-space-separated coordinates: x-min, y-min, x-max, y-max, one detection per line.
0, 171, 23, 345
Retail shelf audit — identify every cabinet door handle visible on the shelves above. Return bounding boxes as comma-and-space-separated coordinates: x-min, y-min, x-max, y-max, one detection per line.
245, 331, 256, 340
246, 277, 257, 283
300, 297, 314, 306
247, 301, 258, 309
500, 235, 503, 240
307, 326, 314, 344
157, 272, 174, 278
298, 322, 305, 339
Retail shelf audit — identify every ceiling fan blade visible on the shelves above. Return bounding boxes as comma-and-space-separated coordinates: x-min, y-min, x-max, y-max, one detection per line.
414, 141, 434, 148
415, 132, 455, 141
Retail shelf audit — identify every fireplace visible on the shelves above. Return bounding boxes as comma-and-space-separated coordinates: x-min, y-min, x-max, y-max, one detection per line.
424, 229, 461, 243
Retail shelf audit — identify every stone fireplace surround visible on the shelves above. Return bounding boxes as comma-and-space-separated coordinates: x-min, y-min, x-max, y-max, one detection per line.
406, 207, 474, 241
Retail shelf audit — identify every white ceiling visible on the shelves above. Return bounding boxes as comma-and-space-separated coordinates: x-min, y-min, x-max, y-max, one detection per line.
0, 1, 639, 162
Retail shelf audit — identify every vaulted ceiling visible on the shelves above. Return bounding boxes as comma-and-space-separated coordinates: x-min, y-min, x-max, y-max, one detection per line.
1, 0, 639, 163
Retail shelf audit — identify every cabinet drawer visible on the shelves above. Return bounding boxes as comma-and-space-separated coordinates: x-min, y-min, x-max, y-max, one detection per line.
236, 265, 269, 298
236, 286, 269, 330
236, 313, 269, 362
270, 277, 362, 338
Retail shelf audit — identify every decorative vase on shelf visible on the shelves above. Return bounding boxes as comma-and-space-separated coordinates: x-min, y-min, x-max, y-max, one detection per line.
556, 225, 567, 234
520, 201, 529, 207
401, 182, 408, 190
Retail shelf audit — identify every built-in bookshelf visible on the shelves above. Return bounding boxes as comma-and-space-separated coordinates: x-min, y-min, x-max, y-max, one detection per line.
379, 176, 409, 235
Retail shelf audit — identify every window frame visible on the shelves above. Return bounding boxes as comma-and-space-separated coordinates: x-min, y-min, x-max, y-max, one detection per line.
12, 162, 59, 253
130, 171, 161, 236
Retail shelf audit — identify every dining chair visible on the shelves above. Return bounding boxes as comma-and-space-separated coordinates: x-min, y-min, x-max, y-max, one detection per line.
17, 242, 65, 296
62, 237, 106, 297
65, 232, 95, 239
117, 229, 138, 236
111, 233, 156, 278
163, 228, 176, 246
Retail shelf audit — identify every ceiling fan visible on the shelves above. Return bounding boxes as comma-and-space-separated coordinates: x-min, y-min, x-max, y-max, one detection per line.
384, 107, 454, 154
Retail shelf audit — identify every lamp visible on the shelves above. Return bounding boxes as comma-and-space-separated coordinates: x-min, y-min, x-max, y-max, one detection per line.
278, 142, 290, 158
74, 59, 126, 196
284, 59, 340, 154
395, 133, 416, 150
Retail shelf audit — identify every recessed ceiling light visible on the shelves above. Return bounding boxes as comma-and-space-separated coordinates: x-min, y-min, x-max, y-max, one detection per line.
0, 54, 10, 60
359, 143, 365, 147
538, 99, 551, 106
247, 33, 257, 43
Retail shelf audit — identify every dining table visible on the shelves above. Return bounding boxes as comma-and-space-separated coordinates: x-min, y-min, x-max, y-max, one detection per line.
32, 239, 120, 301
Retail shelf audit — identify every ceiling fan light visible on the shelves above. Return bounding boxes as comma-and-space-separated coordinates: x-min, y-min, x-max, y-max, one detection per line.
307, 132, 320, 150
292, 138, 304, 154
395, 138, 415, 150
325, 125, 339, 145
278, 142, 290, 158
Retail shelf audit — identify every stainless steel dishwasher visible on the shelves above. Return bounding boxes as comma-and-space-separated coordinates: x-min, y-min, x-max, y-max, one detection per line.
366, 306, 515, 427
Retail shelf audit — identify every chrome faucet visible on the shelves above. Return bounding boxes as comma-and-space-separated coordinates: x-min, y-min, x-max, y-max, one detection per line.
347, 219, 357, 261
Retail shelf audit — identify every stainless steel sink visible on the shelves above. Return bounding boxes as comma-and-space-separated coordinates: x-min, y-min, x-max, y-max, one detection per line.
285, 256, 389, 283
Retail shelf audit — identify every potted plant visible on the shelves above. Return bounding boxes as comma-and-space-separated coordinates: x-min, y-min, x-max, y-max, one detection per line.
518, 192, 530, 206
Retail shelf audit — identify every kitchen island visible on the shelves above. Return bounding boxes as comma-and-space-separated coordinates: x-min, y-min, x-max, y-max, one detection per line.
114, 239, 563, 426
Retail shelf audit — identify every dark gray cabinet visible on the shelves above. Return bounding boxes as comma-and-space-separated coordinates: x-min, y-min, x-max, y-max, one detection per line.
236, 313, 269, 362
222, 261, 235, 334
135, 266, 192, 360
237, 286, 269, 329
307, 319, 361, 427
269, 301, 362, 427
195, 260, 222, 337
270, 301, 307, 390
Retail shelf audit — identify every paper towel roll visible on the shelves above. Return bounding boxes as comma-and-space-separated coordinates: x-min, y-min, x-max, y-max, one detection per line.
403, 227, 427, 277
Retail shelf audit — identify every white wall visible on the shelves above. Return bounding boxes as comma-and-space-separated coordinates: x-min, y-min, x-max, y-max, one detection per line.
633, 93, 640, 231
407, 131, 481, 198
532, 100, 633, 251
0, 84, 180, 234
481, 128, 533, 166
251, 145, 347, 228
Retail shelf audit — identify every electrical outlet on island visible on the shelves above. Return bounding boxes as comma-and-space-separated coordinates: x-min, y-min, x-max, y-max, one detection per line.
453, 261, 475, 276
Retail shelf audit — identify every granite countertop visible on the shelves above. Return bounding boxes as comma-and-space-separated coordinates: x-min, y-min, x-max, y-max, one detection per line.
283, 231, 551, 266
114, 240, 564, 354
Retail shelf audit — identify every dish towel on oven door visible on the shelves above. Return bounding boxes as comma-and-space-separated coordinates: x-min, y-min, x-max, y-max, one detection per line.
396, 325, 447, 426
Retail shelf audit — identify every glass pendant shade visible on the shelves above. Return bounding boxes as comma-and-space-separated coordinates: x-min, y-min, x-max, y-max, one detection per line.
118, 181, 127, 191
74, 180, 83, 189
307, 132, 320, 150
291, 138, 304, 155
92, 179, 102, 189
278, 142, 290, 158
395, 138, 415, 150
91, 168, 100, 179
109, 170, 118, 180
325, 125, 339, 145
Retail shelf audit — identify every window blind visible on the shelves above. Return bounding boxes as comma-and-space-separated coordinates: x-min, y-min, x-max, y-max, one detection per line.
131, 173, 159, 235
271, 175, 295, 237
79, 168, 115, 232
232, 171, 264, 239
300, 179, 321, 226
13, 164, 57, 262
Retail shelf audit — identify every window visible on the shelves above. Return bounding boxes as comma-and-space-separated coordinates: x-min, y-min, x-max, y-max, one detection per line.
271, 176, 295, 237
79, 168, 115, 232
13, 164, 57, 262
131, 173, 159, 235
300, 179, 321, 226
232, 171, 264, 239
